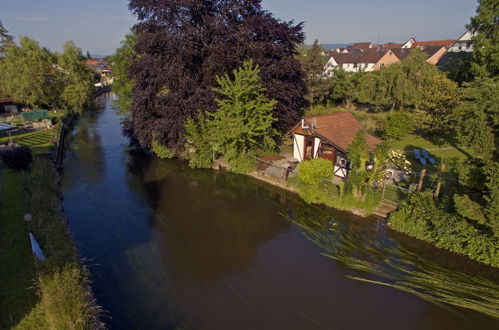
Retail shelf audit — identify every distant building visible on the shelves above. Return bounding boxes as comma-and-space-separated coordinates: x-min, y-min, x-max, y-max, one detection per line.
448, 30, 475, 52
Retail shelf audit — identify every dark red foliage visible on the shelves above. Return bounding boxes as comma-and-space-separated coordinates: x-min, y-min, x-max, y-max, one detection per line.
128, 0, 306, 150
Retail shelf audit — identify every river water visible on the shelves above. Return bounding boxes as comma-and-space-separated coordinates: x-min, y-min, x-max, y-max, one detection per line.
61, 94, 499, 329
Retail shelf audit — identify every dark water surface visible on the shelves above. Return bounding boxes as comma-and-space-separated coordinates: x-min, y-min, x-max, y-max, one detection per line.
61, 95, 499, 329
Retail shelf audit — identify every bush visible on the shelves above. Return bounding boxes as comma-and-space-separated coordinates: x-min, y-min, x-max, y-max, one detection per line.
389, 191, 499, 267
1, 146, 33, 170
298, 158, 334, 185
151, 138, 175, 159
384, 111, 414, 140
228, 153, 256, 174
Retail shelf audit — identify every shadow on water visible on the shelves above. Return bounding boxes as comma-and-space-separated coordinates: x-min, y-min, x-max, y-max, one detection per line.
61, 94, 499, 330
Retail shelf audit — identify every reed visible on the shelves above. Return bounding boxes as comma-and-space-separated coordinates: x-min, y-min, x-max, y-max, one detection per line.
286, 213, 499, 320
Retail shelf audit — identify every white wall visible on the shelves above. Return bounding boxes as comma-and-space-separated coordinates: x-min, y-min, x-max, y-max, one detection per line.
293, 134, 305, 161
313, 138, 321, 158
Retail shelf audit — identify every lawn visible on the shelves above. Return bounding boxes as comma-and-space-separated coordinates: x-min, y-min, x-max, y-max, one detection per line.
0, 168, 38, 329
392, 134, 473, 176
0, 129, 57, 155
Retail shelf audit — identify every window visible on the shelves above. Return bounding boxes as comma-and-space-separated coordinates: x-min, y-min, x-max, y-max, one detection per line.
380, 63, 385, 68
353, 63, 358, 68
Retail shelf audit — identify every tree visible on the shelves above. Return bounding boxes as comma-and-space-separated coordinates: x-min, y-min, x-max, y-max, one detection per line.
58, 41, 95, 114
468, 0, 499, 77
86, 50, 91, 59
0, 19, 14, 55
384, 111, 414, 140
185, 61, 277, 170
454, 77, 498, 160
417, 73, 461, 133
328, 69, 359, 107
110, 32, 137, 115
128, 0, 305, 151
0, 36, 62, 108
298, 40, 329, 107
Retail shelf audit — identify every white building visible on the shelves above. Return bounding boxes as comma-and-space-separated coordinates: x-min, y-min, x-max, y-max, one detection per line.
448, 31, 475, 52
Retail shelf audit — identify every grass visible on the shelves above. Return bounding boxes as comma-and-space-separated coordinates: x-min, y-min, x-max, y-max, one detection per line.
0, 159, 100, 329
0, 168, 37, 328
0, 129, 57, 155
392, 133, 474, 176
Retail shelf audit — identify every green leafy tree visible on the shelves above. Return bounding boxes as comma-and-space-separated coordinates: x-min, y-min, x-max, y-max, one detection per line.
86, 50, 91, 59
110, 32, 137, 115
185, 61, 278, 172
0, 19, 14, 56
0, 36, 62, 108
384, 111, 414, 140
454, 77, 498, 160
468, 0, 499, 77
347, 130, 369, 172
58, 41, 95, 114
328, 69, 359, 107
418, 73, 461, 133
298, 40, 329, 107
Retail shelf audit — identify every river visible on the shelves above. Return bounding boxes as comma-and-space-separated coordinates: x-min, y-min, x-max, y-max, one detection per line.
61, 94, 499, 329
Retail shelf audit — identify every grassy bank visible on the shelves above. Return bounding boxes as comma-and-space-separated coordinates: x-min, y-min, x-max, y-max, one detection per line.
0, 158, 100, 329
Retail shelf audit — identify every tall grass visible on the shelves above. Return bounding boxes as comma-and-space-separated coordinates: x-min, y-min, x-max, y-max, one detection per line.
11, 158, 102, 329
286, 210, 499, 320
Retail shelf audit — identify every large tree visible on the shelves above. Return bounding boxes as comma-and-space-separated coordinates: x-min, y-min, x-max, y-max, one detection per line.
297, 40, 329, 107
58, 41, 95, 114
0, 36, 62, 108
0, 19, 14, 55
110, 32, 137, 115
468, 0, 499, 77
128, 0, 306, 152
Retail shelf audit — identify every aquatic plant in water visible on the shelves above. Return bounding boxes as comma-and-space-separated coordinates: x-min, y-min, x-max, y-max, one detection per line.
284, 211, 499, 320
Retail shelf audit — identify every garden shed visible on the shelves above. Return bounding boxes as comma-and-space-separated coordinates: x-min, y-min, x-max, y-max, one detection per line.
286, 112, 380, 177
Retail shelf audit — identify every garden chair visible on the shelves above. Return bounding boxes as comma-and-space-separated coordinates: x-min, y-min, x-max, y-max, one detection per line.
422, 150, 429, 158
413, 149, 420, 159
428, 158, 436, 165
419, 158, 427, 165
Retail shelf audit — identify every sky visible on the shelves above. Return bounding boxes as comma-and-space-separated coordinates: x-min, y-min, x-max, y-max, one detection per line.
1, 0, 478, 55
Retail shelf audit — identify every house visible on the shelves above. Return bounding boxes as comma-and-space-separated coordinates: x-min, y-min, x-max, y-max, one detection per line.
325, 48, 400, 74
448, 30, 475, 52
286, 112, 381, 178
411, 40, 455, 48
347, 42, 373, 50
0, 98, 18, 114
391, 45, 448, 65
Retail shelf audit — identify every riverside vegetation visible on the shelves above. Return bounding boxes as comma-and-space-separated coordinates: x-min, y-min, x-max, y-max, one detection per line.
109, 0, 498, 268
0, 23, 100, 329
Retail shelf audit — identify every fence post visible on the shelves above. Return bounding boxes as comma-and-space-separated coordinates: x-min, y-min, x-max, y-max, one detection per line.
434, 160, 446, 199
417, 169, 426, 192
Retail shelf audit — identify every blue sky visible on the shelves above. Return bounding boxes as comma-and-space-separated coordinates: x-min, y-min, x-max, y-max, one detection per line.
1, 0, 477, 55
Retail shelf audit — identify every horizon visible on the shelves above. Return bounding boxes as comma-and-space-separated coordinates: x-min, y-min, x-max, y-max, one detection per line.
1, 0, 477, 55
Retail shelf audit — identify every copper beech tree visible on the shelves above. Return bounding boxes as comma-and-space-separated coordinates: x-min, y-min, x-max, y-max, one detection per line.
128, 0, 306, 154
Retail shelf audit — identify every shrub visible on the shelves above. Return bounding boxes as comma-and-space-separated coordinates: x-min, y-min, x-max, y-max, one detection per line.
298, 158, 334, 185
151, 138, 175, 159
389, 191, 499, 267
1, 146, 33, 170
228, 153, 256, 174
384, 111, 414, 140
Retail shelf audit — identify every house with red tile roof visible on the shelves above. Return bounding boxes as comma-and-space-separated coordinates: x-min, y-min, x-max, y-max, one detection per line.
286, 112, 381, 177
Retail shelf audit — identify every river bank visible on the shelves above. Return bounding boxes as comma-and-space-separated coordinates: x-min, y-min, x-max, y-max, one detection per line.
0, 157, 101, 329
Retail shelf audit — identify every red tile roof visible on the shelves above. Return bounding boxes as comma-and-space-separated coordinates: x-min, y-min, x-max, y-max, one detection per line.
391, 46, 445, 61
412, 40, 455, 48
290, 112, 381, 152
348, 42, 372, 49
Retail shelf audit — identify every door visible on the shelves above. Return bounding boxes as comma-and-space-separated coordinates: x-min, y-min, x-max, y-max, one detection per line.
303, 136, 315, 160
318, 146, 335, 162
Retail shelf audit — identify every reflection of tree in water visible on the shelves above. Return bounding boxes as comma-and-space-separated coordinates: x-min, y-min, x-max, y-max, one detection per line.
62, 111, 106, 191
139, 158, 290, 284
